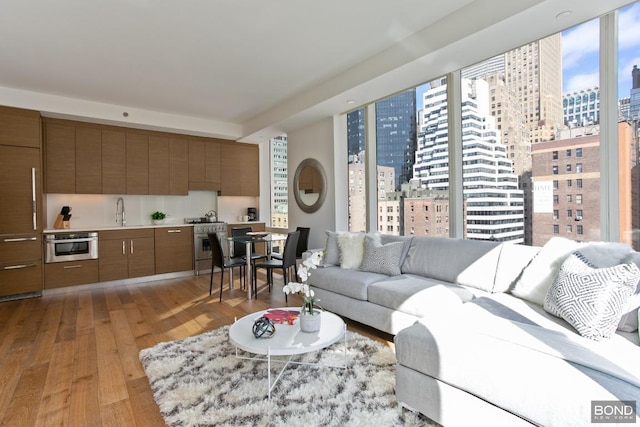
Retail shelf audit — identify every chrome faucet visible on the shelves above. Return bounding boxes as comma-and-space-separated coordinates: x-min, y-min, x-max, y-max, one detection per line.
116, 197, 126, 226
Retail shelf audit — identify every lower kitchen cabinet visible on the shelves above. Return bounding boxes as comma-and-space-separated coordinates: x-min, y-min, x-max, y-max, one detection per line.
0, 234, 43, 297
99, 229, 155, 281
44, 259, 98, 289
154, 226, 193, 274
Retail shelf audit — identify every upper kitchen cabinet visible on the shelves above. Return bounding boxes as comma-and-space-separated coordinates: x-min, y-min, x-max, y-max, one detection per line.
148, 135, 170, 195
44, 121, 76, 194
221, 143, 259, 196
0, 106, 41, 148
149, 135, 188, 195
188, 138, 221, 191
101, 129, 126, 194
75, 126, 102, 193
126, 133, 149, 194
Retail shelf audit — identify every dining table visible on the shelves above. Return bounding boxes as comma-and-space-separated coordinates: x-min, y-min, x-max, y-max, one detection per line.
224, 232, 287, 299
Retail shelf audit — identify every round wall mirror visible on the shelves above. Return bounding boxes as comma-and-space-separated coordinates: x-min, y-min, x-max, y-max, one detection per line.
293, 158, 326, 213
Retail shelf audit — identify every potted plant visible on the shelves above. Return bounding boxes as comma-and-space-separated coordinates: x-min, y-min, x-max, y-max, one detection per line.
283, 251, 323, 332
151, 211, 166, 225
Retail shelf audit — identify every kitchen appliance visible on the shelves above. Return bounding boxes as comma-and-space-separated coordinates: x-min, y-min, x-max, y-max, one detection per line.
186, 217, 228, 275
247, 207, 257, 221
44, 232, 98, 263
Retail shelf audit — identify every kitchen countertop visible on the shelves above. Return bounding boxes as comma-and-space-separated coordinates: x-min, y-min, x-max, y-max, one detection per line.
43, 223, 196, 233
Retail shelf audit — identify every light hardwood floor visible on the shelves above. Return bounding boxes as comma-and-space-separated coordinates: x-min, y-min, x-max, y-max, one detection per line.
0, 272, 393, 426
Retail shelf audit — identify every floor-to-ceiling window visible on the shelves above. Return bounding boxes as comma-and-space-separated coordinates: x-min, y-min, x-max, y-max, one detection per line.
345, 5, 634, 246
270, 135, 288, 230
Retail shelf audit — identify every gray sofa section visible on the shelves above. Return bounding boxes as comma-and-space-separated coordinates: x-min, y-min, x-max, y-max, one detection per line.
307, 233, 640, 426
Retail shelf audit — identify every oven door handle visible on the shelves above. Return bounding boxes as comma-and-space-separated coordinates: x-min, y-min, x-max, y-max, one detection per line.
46, 238, 97, 244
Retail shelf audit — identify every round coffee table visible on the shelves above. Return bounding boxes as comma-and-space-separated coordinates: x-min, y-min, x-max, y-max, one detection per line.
228, 308, 347, 398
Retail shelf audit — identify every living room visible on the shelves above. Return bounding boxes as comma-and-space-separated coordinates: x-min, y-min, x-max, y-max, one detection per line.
1, 0, 639, 425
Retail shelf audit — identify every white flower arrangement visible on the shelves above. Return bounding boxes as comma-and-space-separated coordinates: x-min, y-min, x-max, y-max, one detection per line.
283, 250, 323, 315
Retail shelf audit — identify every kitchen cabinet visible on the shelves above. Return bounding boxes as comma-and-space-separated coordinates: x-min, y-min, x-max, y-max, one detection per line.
126, 133, 149, 194
149, 136, 189, 195
0, 235, 42, 297
0, 105, 41, 148
221, 143, 259, 196
75, 126, 102, 193
99, 229, 155, 281
102, 130, 126, 194
154, 226, 193, 274
44, 121, 76, 194
44, 259, 99, 289
188, 139, 221, 191
0, 106, 44, 298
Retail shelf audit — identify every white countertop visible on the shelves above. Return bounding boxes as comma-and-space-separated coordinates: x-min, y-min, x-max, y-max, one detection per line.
43, 223, 196, 233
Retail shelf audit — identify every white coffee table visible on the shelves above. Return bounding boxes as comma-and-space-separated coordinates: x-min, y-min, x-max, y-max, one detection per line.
228, 308, 347, 398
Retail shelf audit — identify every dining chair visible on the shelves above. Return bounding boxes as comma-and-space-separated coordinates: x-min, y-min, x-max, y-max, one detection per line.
208, 232, 246, 302
230, 226, 268, 289
272, 226, 310, 260
253, 230, 300, 301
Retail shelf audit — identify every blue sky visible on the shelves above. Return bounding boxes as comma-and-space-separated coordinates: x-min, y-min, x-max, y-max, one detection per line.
562, 2, 640, 97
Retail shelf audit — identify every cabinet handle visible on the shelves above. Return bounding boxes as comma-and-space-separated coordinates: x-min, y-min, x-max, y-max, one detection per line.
130, 240, 134, 255
31, 168, 37, 231
122, 240, 126, 255
63, 265, 82, 269
3, 237, 38, 243
4, 263, 37, 270
167, 229, 182, 233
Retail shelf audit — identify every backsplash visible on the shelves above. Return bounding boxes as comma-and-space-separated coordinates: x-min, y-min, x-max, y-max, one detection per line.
45, 192, 260, 230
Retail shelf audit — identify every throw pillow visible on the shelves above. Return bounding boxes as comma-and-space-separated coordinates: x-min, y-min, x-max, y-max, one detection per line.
618, 251, 640, 332
543, 252, 640, 341
324, 230, 343, 266
359, 234, 404, 276
511, 237, 584, 306
337, 232, 366, 269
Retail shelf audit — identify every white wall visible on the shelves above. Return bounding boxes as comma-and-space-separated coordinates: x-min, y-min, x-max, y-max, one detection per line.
287, 117, 340, 249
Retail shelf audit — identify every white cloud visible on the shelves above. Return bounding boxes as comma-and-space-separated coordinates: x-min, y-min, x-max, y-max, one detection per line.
619, 3, 640, 51
564, 72, 599, 93
562, 18, 599, 70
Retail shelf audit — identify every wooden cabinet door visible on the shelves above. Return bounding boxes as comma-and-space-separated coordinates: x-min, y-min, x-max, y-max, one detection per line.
0, 146, 41, 234
0, 106, 41, 148
240, 143, 259, 196
102, 130, 126, 194
148, 135, 169, 195
98, 237, 128, 281
154, 227, 193, 274
205, 141, 221, 190
44, 260, 99, 289
189, 139, 221, 191
0, 260, 42, 296
75, 126, 102, 193
126, 133, 149, 194
220, 143, 243, 195
128, 237, 155, 278
45, 122, 75, 193
169, 137, 188, 195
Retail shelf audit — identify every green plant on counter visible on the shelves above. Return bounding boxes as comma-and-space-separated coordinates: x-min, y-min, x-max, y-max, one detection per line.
151, 211, 166, 220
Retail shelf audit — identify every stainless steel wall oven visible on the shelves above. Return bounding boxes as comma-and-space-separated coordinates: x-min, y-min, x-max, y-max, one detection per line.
44, 232, 98, 263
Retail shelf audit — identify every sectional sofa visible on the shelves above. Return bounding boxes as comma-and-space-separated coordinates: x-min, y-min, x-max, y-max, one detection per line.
306, 232, 640, 426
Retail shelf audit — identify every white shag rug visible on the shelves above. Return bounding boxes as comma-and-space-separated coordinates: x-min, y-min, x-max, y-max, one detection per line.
139, 325, 436, 426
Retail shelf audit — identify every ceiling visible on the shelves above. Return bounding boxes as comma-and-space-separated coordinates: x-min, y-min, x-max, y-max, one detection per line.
0, 0, 634, 142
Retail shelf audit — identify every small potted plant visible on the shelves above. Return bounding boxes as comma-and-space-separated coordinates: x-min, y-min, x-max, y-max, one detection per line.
283, 251, 324, 332
151, 211, 166, 225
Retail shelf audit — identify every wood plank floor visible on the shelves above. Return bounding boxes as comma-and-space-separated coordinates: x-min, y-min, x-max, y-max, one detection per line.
0, 272, 393, 426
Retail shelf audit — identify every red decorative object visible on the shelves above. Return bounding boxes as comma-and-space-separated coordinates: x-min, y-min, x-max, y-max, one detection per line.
264, 309, 300, 325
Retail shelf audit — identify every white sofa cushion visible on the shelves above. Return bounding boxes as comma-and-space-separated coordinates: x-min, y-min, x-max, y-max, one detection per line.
337, 232, 366, 269
307, 265, 386, 301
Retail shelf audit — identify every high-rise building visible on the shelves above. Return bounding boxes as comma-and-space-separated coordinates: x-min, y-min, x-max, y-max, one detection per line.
505, 34, 564, 144
347, 108, 365, 158
270, 135, 288, 229
631, 65, 640, 120
530, 123, 635, 247
375, 89, 417, 190
563, 87, 600, 127
413, 78, 525, 243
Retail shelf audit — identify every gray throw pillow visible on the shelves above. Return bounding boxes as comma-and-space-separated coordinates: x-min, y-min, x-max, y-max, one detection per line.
324, 230, 343, 266
544, 252, 640, 341
359, 234, 404, 276
618, 251, 640, 332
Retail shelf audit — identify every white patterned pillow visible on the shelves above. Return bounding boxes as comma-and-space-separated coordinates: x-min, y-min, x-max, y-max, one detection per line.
544, 252, 640, 341
359, 234, 404, 276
